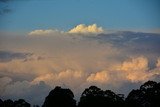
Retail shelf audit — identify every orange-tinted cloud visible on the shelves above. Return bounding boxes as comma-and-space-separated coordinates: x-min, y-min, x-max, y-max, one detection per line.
68, 24, 104, 34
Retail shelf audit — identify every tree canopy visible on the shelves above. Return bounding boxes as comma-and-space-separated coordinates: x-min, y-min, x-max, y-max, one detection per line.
42, 86, 76, 107
1, 80, 160, 107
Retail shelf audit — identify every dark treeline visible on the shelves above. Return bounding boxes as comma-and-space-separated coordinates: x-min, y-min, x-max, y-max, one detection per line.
1, 80, 160, 107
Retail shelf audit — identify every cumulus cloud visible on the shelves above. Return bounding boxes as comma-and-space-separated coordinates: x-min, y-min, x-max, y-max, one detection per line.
87, 70, 109, 83
86, 57, 160, 85
120, 56, 148, 72
116, 57, 159, 82
68, 24, 103, 34
28, 24, 104, 36
32, 69, 86, 89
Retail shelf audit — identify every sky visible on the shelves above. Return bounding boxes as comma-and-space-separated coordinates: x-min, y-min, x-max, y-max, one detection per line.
0, 0, 160, 106
0, 0, 160, 32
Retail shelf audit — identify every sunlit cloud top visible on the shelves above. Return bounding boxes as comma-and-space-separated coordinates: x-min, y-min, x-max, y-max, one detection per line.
68, 24, 104, 34
28, 24, 104, 36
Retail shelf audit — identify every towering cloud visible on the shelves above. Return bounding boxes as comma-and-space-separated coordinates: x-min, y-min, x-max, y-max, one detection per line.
68, 24, 104, 34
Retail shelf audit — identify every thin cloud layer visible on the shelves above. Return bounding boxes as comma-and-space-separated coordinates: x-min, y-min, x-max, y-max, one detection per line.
28, 29, 63, 36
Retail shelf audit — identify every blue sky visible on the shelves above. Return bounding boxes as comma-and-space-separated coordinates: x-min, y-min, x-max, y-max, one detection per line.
0, 0, 160, 32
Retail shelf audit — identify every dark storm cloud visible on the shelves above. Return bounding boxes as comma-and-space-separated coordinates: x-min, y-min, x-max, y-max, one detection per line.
0, 50, 32, 62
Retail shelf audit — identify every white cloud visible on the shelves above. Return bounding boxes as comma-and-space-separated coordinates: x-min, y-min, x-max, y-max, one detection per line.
28, 24, 104, 36
28, 29, 63, 36
68, 24, 104, 34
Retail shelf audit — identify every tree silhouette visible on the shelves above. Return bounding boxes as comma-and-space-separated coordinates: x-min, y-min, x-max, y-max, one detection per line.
3, 99, 14, 107
125, 89, 144, 107
125, 81, 160, 107
42, 86, 76, 107
0, 99, 3, 107
14, 99, 30, 107
78, 86, 124, 107
104, 90, 124, 107
78, 86, 104, 107
33, 105, 39, 107
0, 99, 30, 107
1, 80, 160, 107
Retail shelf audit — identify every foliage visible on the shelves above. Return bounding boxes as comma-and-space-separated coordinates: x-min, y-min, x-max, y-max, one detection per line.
1, 80, 160, 107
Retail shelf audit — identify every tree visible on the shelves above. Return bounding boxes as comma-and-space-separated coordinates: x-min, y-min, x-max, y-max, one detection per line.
0, 99, 3, 107
104, 90, 124, 107
42, 86, 76, 107
140, 81, 157, 91
3, 99, 14, 107
14, 99, 30, 107
125, 89, 145, 107
33, 105, 39, 107
78, 86, 104, 107
0, 99, 30, 107
125, 81, 160, 107
78, 86, 124, 107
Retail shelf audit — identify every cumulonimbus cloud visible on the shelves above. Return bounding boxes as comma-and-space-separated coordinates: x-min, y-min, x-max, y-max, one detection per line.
1, 31, 160, 105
